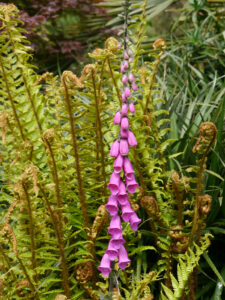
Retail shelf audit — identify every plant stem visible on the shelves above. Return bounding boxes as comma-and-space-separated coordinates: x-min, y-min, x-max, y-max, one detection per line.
21, 183, 38, 284
62, 77, 90, 231
91, 70, 108, 200
6, 28, 43, 136
38, 185, 71, 298
107, 57, 121, 106
0, 55, 25, 141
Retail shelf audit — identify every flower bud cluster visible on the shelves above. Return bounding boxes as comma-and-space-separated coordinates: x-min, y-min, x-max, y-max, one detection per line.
98, 48, 141, 278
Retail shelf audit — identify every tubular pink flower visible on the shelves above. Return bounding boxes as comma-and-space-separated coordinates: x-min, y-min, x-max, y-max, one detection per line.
124, 86, 131, 98
113, 111, 121, 125
129, 102, 135, 113
111, 232, 125, 249
118, 246, 131, 269
120, 128, 128, 138
128, 49, 132, 56
110, 140, 120, 157
105, 195, 118, 216
128, 73, 134, 82
108, 172, 120, 195
122, 75, 127, 84
129, 213, 141, 231
123, 157, 135, 180
121, 117, 129, 130
126, 176, 138, 194
131, 82, 138, 91
108, 215, 121, 235
121, 104, 128, 115
105, 240, 118, 260
118, 181, 128, 205
128, 130, 137, 147
113, 154, 124, 174
121, 203, 134, 222
122, 92, 127, 102
129, 57, 133, 63
120, 139, 129, 156
98, 253, 111, 277
123, 60, 129, 69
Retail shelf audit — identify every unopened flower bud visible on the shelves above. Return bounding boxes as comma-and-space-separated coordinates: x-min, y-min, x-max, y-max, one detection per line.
122, 75, 127, 84
123, 50, 129, 60
121, 104, 128, 115
128, 73, 134, 82
123, 60, 129, 69
131, 82, 138, 91
128, 49, 132, 56
129, 102, 135, 113
113, 111, 121, 125
122, 92, 127, 102
124, 87, 131, 98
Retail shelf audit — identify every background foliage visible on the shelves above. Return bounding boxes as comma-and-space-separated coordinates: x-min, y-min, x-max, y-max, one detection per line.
0, 0, 224, 299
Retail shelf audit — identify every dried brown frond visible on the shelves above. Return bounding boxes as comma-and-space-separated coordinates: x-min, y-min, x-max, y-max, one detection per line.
42, 128, 55, 144
153, 38, 166, 50
80, 64, 96, 82
34, 72, 53, 86
199, 194, 212, 216
0, 112, 8, 144
193, 122, 217, 154
91, 205, 108, 241
141, 196, 159, 216
61, 71, 84, 88
104, 37, 119, 52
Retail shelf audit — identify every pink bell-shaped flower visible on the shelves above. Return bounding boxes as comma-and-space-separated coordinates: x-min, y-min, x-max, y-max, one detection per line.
120, 139, 129, 156
128, 130, 137, 147
98, 253, 111, 277
123, 60, 129, 69
105, 240, 118, 261
123, 50, 129, 60
122, 92, 127, 102
113, 111, 121, 125
124, 86, 131, 98
113, 154, 124, 174
129, 213, 141, 231
121, 203, 134, 222
108, 215, 121, 235
117, 181, 128, 205
110, 140, 120, 157
105, 195, 118, 216
120, 128, 128, 138
129, 102, 135, 113
122, 75, 127, 84
126, 176, 138, 194
118, 245, 131, 269
131, 82, 138, 91
121, 104, 128, 115
108, 172, 120, 195
128, 73, 134, 82
129, 57, 133, 63
123, 157, 135, 180
111, 232, 125, 250
121, 117, 129, 130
